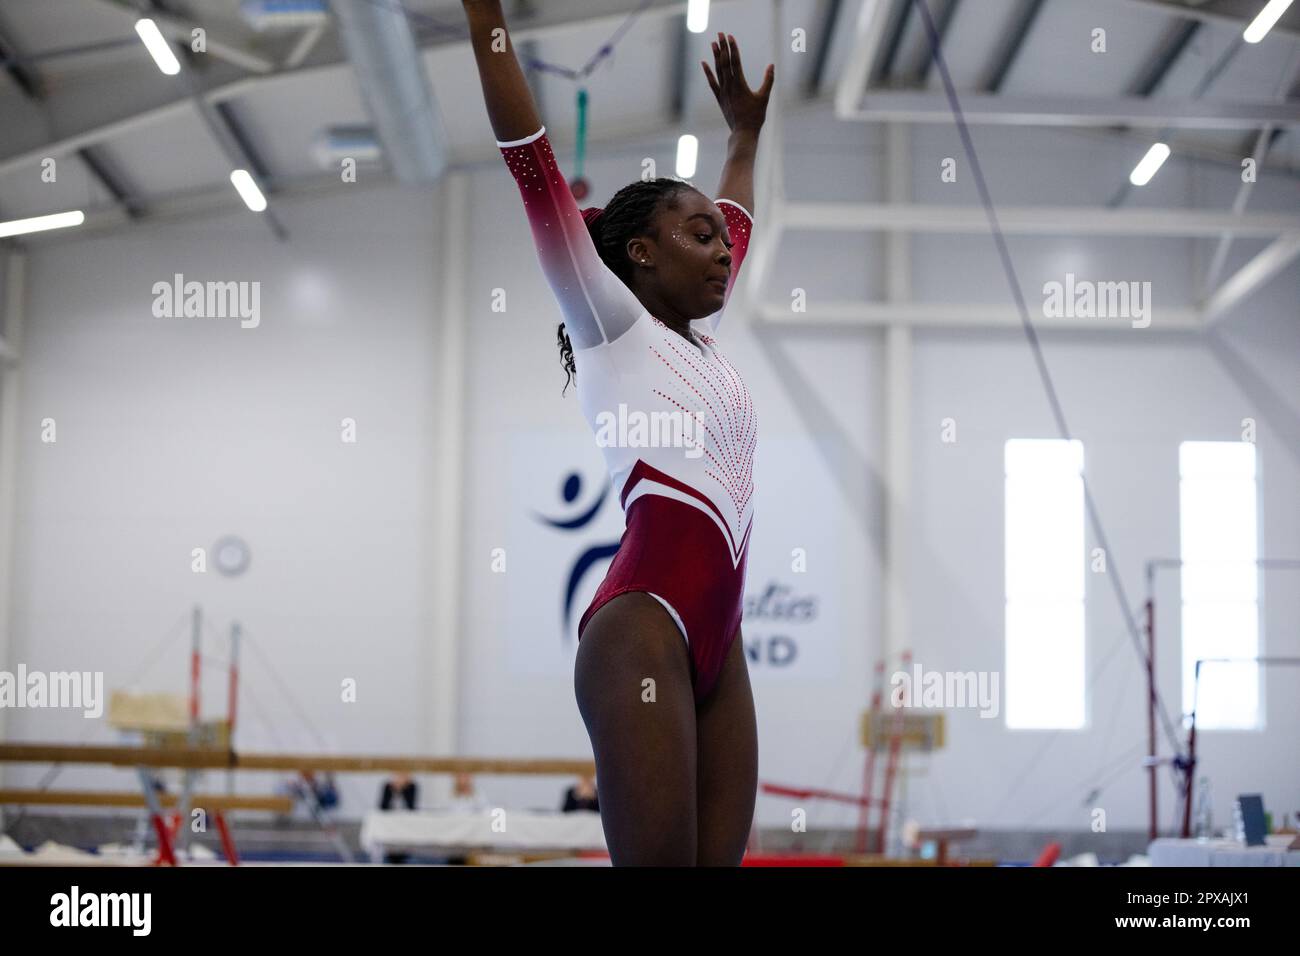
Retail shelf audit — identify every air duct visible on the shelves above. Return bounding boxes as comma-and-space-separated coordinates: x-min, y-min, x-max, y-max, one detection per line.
241, 0, 329, 31
328, 0, 449, 184
311, 125, 384, 167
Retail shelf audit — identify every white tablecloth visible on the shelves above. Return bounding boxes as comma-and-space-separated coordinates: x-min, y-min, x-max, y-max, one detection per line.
1148, 837, 1300, 867
361, 810, 606, 860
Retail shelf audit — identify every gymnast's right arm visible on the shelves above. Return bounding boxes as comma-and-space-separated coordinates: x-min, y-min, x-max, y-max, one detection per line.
461, 0, 541, 144
461, 0, 645, 350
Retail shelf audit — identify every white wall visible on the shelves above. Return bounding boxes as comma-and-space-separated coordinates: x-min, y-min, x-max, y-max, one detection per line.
4, 100, 1297, 834
3, 184, 445, 815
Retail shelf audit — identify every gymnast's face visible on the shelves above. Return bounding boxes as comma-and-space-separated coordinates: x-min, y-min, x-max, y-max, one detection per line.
627, 189, 734, 321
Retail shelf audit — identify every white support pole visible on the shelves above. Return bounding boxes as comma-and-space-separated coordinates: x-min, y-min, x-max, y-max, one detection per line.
175, 604, 201, 853
189, 605, 201, 740
780, 202, 1300, 237
769, 0, 785, 199
745, 0, 787, 308
1203, 123, 1278, 296
1202, 233, 1300, 326
227, 621, 240, 796
882, 124, 913, 859
834, 0, 890, 119
840, 92, 1300, 129
883, 123, 911, 667
0, 251, 25, 787
283, 22, 327, 70
429, 172, 469, 803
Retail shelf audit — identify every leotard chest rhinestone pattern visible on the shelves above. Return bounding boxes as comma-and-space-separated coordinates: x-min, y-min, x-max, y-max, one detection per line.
499, 127, 757, 700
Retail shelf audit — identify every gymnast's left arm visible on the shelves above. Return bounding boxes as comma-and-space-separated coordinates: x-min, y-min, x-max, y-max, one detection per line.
702, 33, 773, 314
703, 33, 773, 220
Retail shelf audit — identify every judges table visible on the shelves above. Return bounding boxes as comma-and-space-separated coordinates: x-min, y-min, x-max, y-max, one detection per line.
361, 809, 606, 861
1148, 837, 1300, 867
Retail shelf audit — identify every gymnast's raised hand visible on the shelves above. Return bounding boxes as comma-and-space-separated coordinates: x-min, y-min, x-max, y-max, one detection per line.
701, 32, 775, 136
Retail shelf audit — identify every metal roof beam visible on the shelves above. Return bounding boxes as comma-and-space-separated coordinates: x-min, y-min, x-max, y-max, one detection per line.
1127, 20, 1200, 97
837, 91, 1300, 127
908, 0, 960, 87
803, 0, 844, 99
980, 0, 1046, 93
2, 0, 747, 177
780, 200, 1300, 236
1116, 0, 1300, 40
872, 0, 913, 86
0, 23, 143, 220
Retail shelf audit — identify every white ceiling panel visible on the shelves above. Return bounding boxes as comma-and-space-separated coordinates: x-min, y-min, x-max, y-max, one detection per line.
0, 0, 132, 61
0, 152, 116, 220
225, 64, 371, 179
922, 0, 1035, 91
0, 0, 1294, 226
97, 106, 238, 196
999, 0, 1172, 97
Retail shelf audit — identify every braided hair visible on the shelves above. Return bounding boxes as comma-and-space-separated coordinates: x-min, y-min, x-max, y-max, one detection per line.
556, 177, 700, 395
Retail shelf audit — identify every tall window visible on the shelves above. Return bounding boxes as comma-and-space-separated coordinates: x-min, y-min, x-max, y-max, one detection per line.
1179, 441, 1260, 730
1005, 439, 1085, 729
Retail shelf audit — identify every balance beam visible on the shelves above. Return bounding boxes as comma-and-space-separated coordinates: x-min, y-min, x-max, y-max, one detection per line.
0, 789, 293, 812
0, 744, 595, 775
0, 744, 232, 769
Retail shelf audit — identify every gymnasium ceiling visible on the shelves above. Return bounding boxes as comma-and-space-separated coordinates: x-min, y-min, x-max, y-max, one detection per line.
0, 0, 1297, 236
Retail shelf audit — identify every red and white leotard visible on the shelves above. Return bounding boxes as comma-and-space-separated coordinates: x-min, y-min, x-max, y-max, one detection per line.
499, 127, 757, 700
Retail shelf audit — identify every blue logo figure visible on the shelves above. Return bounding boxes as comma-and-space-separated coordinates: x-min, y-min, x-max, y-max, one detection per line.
533, 471, 620, 645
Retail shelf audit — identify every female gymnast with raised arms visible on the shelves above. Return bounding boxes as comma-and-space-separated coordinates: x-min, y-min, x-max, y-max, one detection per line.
462, 0, 773, 866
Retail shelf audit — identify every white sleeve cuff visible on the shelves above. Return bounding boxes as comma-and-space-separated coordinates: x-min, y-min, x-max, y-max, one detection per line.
496, 127, 547, 148
716, 197, 754, 221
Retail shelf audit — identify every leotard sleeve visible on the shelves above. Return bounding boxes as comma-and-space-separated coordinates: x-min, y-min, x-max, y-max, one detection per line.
497, 127, 647, 350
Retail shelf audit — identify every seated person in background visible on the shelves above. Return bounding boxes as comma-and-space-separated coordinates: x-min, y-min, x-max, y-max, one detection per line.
314, 772, 340, 810
273, 773, 339, 823
380, 773, 418, 811
446, 771, 489, 813
378, 773, 418, 865
562, 775, 599, 813
297, 771, 340, 812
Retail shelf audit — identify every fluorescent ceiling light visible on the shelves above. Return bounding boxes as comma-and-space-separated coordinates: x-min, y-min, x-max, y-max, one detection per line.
135, 18, 181, 75
230, 170, 268, 212
0, 210, 86, 239
1243, 0, 1294, 43
687, 0, 710, 33
1129, 143, 1170, 186
676, 134, 699, 179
